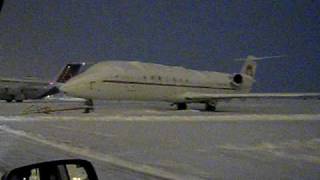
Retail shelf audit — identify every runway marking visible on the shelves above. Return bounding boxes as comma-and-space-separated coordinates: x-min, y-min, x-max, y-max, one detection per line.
46, 124, 116, 138
0, 125, 199, 180
0, 114, 320, 122
219, 138, 320, 164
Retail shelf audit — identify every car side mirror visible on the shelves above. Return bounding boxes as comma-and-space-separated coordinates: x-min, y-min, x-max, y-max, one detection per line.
0, 0, 4, 13
1, 159, 98, 180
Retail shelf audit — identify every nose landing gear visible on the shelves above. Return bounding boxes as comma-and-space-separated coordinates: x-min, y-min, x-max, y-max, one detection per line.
176, 103, 187, 110
84, 99, 94, 113
5, 99, 13, 103
205, 102, 217, 111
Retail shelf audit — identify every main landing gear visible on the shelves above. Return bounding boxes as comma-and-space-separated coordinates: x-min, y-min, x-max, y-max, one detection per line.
84, 99, 94, 113
174, 102, 217, 111
5, 99, 13, 103
176, 103, 187, 110
205, 103, 216, 111
205, 102, 217, 111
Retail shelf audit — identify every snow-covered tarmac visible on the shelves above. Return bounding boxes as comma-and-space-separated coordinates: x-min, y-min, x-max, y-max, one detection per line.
0, 99, 320, 179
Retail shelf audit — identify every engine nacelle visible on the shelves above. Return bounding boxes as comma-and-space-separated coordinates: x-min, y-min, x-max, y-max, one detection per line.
231, 74, 243, 87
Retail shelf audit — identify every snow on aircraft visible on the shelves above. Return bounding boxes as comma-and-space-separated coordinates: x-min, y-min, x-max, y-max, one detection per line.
0, 63, 84, 102
60, 56, 320, 112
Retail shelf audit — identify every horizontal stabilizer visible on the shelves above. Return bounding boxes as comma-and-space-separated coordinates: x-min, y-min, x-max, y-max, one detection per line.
235, 55, 286, 62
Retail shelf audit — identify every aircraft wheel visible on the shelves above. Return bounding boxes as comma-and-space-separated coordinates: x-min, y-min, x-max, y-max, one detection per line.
5, 95, 14, 103
83, 99, 94, 113
176, 103, 187, 110
205, 103, 216, 111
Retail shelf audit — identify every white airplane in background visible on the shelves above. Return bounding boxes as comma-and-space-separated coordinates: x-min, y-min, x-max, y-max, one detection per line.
60, 56, 320, 112
0, 63, 84, 102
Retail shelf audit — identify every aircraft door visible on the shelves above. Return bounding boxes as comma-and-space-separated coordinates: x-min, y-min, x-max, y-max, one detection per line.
127, 84, 136, 92
89, 81, 96, 91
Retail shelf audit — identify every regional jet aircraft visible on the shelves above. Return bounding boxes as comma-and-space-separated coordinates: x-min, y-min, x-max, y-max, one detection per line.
60, 56, 320, 112
0, 63, 84, 102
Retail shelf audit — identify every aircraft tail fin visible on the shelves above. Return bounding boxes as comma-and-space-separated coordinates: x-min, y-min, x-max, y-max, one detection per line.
55, 63, 85, 83
235, 55, 285, 79
240, 56, 257, 78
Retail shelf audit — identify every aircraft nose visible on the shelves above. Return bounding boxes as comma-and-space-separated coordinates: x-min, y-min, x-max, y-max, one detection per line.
60, 81, 77, 95
60, 75, 96, 98
60, 78, 85, 97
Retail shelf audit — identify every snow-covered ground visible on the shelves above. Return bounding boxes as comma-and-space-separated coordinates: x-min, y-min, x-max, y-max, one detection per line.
0, 99, 320, 179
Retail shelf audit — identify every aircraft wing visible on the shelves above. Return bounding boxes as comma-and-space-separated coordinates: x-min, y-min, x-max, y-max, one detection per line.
182, 92, 320, 103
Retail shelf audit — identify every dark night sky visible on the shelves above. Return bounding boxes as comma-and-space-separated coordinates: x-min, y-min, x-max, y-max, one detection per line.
0, 0, 319, 92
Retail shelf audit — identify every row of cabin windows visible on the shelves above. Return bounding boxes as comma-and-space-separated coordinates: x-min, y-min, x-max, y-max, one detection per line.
113, 75, 190, 83
144, 75, 190, 83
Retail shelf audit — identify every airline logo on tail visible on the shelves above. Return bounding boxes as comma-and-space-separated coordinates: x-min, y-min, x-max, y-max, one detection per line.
245, 64, 254, 77
56, 63, 86, 83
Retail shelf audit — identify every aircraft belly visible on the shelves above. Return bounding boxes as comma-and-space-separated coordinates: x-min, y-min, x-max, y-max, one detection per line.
89, 82, 171, 101
93, 83, 170, 101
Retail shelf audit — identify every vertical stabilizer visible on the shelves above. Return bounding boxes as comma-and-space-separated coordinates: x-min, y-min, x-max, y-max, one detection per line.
236, 55, 285, 79
56, 63, 85, 83
234, 55, 285, 92
241, 56, 257, 78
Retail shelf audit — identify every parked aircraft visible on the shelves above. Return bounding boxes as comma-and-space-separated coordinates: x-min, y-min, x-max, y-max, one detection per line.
0, 1, 84, 102
0, 63, 84, 102
60, 56, 320, 112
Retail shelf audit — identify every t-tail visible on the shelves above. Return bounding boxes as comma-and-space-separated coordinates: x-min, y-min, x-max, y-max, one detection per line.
55, 63, 86, 83
240, 55, 258, 78
38, 63, 86, 98
232, 55, 285, 92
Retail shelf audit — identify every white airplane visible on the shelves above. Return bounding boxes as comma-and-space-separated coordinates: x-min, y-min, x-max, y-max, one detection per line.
0, 63, 84, 102
60, 56, 320, 112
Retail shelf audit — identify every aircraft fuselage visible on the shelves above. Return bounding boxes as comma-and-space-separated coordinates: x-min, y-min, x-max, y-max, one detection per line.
0, 80, 56, 102
62, 61, 253, 103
